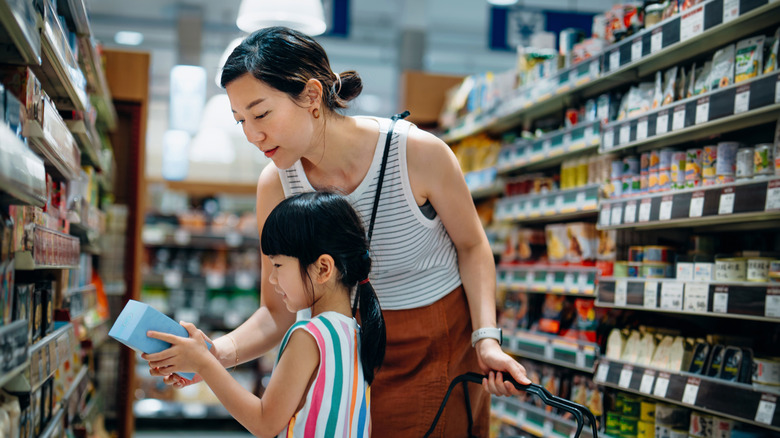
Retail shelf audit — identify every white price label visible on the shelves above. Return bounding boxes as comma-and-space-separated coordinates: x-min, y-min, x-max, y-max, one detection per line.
527, 271, 535, 284
542, 139, 552, 153
637, 117, 648, 140
640, 371, 656, 394
776, 77, 780, 103
766, 180, 780, 211
576, 349, 586, 368
173, 229, 191, 245
206, 272, 226, 289
578, 272, 590, 292
654, 374, 670, 398
563, 132, 572, 147
735, 86, 750, 114
604, 129, 615, 150
681, 5, 705, 41
719, 188, 735, 215
639, 200, 652, 222
651, 29, 663, 54
723, 0, 739, 23
236, 271, 256, 290
631, 38, 642, 62
624, 201, 637, 224
543, 420, 553, 437
546, 271, 555, 288
695, 98, 709, 124
225, 232, 243, 247
661, 282, 684, 310
610, 50, 620, 72
766, 290, 780, 318
756, 395, 777, 425
596, 362, 610, 382
644, 281, 659, 308
657, 111, 669, 135
713, 291, 729, 314
682, 378, 701, 405
673, 106, 686, 130
564, 272, 576, 291
544, 342, 554, 359
684, 283, 709, 312
619, 366, 633, 388
615, 280, 628, 306
620, 124, 631, 145
689, 192, 705, 217
590, 60, 600, 79
576, 191, 587, 208
611, 204, 623, 226
600, 205, 611, 227
660, 196, 674, 221
164, 270, 183, 289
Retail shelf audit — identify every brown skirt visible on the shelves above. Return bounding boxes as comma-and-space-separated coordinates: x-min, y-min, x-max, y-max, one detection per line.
370, 285, 490, 437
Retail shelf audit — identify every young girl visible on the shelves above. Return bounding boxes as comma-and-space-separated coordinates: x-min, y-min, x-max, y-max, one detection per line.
144, 191, 386, 437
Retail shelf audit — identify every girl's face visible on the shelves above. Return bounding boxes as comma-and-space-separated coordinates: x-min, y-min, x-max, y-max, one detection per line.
225, 73, 317, 170
267, 255, 313, 312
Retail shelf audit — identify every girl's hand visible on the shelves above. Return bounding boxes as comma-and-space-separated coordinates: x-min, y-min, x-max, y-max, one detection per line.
148, 367, 203, 388
142, 322, 215, 377
475, 339, 532, 397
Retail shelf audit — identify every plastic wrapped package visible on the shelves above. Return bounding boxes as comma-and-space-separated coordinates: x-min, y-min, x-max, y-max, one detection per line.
710, 44, 735, 90
764, 27, 779, 74
735, 36, 765, 83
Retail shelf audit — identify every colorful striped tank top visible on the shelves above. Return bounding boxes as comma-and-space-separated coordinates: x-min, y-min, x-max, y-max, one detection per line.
275, 312, 370, 438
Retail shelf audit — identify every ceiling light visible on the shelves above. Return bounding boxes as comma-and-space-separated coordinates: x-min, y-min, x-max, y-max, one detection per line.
215, 37, 245, 87
114, 31, 144, 46
487, 0, 518, 5
235, 0, 327, 36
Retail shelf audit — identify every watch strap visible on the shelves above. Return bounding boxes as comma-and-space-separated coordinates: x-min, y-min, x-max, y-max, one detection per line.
471, 327, 502, 348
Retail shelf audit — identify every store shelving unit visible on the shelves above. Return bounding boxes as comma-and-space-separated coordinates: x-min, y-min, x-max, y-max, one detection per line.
0, 0, 40, 65
494, 184, 599, 223
0, 123, 47, 206
492, 396, 601, 438
141, 226, 260, 251
498, 265, 599, 296
506, 330, 599, 373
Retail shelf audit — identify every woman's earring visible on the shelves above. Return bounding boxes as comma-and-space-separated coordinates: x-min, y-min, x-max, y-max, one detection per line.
313, 108, 320, 119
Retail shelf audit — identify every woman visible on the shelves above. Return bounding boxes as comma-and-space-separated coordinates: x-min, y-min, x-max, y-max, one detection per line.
148, 26, 530, 437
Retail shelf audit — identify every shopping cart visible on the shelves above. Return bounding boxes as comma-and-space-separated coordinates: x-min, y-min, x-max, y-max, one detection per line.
423, 372, 599, 438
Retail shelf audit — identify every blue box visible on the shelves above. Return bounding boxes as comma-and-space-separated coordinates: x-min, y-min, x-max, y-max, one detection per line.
109, 300, 210, 380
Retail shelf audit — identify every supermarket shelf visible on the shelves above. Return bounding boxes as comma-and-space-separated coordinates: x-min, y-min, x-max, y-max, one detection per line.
63, 366, 89, 407
0, 360, 30, 389
143, 270, 258, 291
598, 176, 780, 230
22, 99, 81, 181
58, 0, 91, 36
0, 123, 47, 207
597, 277, 780, 322
495, 184, 600, 223
80, 37, 117, 130
0, 0, 40, 65
29, 323, 75, 390
147, 178, 258, 197
39, 407, 65, 438
466, 168, 503, 200
595, 358, 780, 432
497, 121, 601, 175
0, 319, 30, 387
493, 397, 599, 438
505, 330, 598, 373
134, 399, 235, 420
600, 75, 780, 154
142, 227, 260, 250
66, 119, 103, 170
497, 265, 599, 297
15, 225, 81, 270
85, 319, 110, 348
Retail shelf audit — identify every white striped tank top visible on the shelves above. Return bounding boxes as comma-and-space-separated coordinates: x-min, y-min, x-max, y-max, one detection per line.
277, 117, 462, 310
275, 312, 370, 438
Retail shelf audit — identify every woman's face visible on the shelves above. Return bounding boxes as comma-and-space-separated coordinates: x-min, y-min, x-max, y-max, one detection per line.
267, 255, 312, 313
226, 73, 316, 170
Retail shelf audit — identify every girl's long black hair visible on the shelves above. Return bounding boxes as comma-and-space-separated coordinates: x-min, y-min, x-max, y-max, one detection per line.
260, 191, 386, 384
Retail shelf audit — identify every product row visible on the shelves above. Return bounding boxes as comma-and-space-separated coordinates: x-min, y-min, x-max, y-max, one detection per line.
499, 291, 602, 343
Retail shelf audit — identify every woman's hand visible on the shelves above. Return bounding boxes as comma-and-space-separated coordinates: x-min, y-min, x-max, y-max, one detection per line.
475, 338, 532, 396
142, 322, 217, 383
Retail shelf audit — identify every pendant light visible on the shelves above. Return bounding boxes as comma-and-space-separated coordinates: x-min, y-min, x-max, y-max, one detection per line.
235, 0, 327, 36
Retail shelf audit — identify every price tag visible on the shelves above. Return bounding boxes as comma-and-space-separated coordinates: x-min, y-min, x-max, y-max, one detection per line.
624, 201, 637, 223
620, 124, 631, 145
590, 60, 600, 79
639, 199, 652, 222
684, 283, 709, 312
640, 371, 656, 394
631, 38, 643, 62
735, 85, 750, 114
695, 97, 709, 124
689, 191, 705, 217
542, 139, 552, 154
173, 229, 191, 245
619, 365, 634, 388
682, 378, 701, 405
615, 280, 628, 306
660, 195, 674, 221
660, 282, 684, 310
526, 271, 535, 285
596, 362, 610, 382
543, 420, 553, 437
644, 281, 659, 308
236, 271, 256, 290
723, 0, 739, 23
578, 272, 590, 292
576, 349, 586, 368
611, 204, 623, 226
767, 288, 780, 318
651, 28, 663, 54
681, 5, 705, 41
719, 187, 735, 215
545, 271, 555, 289
766, 180, 780, 211
673, 105, 686, 130
776, 77, 780, 103
206, 272, 226, 289
142, 227, 166, 245
657, 110, 669, 135
755, 394, 777, 425
562, 132, 572, 147
563, 271, 576, 291
610, 50, 620, 72
654, 373, 670, 398
576, 191, 586, 209
713, 289, 729, 314
225, 232, 243, 247
163, 270, 183, 289
600, 205, 611, 227
637, 117, 648, 141
603, 129, 615, 150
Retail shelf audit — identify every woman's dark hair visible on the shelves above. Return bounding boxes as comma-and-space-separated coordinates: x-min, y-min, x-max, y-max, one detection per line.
261, 191, 385, 384
220, 26, 362, 112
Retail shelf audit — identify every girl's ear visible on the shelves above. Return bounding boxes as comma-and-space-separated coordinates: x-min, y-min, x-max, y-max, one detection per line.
312, 254, 335, 284
303, 78, 323, 108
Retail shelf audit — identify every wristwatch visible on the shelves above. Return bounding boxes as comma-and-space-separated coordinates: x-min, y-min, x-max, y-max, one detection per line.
471, 327, 503, 348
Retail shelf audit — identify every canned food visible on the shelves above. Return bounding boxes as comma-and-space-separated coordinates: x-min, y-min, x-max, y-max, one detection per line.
703, 177, 718, 186
658, 170, 671, 191
649, 150, 660, 172
637, 420, 654, 438
643, 262, 672, 278
628, 246, 644, 262
747, 257, 773, 282
775, 142, 780, 176
648, 171, 659, 193
622, 396, 641, 417
628, 263, 641, 277
685, 148, 702, 188
755, 143, 775, 175
640, 173, 649, 193
639, 401, 655, 423
671, 152, 687, 189
622, 175, 633, 197
770, 260, 780, 276
614, 261, 629, 277
702, 145, 718, 178
659, 148, 674, 171
612, 160, 624, 179
737, 148, 754, 179
645, 246, 673, 262
624, 156, 640, 176
641, 152, 651, 173
716, 142, 739, 176
715, 257, 747, 281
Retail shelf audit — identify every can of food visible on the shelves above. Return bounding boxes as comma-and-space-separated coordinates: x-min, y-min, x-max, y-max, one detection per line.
612, 159, 624, 179
645, 246, 673, 262
640, 173, 649, 193
628, 246, 644, 262
716, 142, 739, 176
622, 175, 633, 197
648, 150, 660, 172
690, 412, 713, 438
658, 170, 671, 192
755, 143, 775, 176
606, 412, 621, 436
737, 147, 754, 179
624, 156, 640, 176
685, 148, 702, 188
747, 257, 773, 282
702, 145, 718, 178
715, 257, 747, 281
659, 148, 674, 171
642, 262, 672, 278
775, 141, 780, 176
641, 152, 651, 174
716, 175, 735, 185
770, 260, 780, 276
614, 261, 629, 277
620, 417, 639, 437
648, 171, 659, 193
637, 420, 654, 438
628, 263, 641, 278
640, 401, 655, 423
671, 152, 687, 189
622, 396, 641, 417
632, 175, 641, 194
753, 356, 780, 385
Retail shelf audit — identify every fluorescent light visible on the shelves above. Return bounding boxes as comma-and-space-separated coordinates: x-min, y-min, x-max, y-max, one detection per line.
236, 0, 327, 36
114, 31, 144, 46
487, 0, 518, 5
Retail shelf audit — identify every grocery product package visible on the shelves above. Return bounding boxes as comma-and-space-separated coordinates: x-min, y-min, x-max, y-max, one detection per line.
735, 35, 765, 83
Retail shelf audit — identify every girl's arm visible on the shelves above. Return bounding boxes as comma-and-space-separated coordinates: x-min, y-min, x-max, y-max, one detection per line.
405, 127, 531, 395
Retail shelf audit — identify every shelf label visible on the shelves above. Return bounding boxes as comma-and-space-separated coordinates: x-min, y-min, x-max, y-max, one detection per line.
651, 28, 663, 54
640, 370, 656, 394
718, 187, 735, 215
631, 38, 643, 62
603, 129, 615, 150
689, 191, 705, 217
624, 201, 637, 224
766, 180, 780, 211
619, 365, 634, 389
756, 394, 777, 425
684, 283, 709, 312
596, 362, 610, 382
620, 124, 631, 145
637, 117, 649, 141
615, 280, 628, 306
563, 272, 576, 291
578, 272, 590, 291
673, 105, 686, 130
611, 204, 623, 226
576, 191, 587, 209
544, 341, 553, 359
660, 282, 684, 310
236, 271, 256, 290
575, 349, 587, 369
735, 85, 750, 114
163, 270, 183, 289
206, 272, 226, 289
543, 420, 554, 437
610, 50, 620, 72
225, 232, 243, 248
723, 0, 739, 23
527, 271, 535, 285
776, 76, 780, 103
681, 5, 704, 41
682, 377, 701, 405
695, 97, 709, 125
657, 110, 669, 135
767, 288, 780, 318
589, 60, 600, 79
639, 199, 652, 222
713, 287, 729, 314
660, 195, 674, 221
600, 205, 611, 227
173, 229, 191, 245
563, 132, 572, 147
654, 373, 670, 398
644, 281, 659, 308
